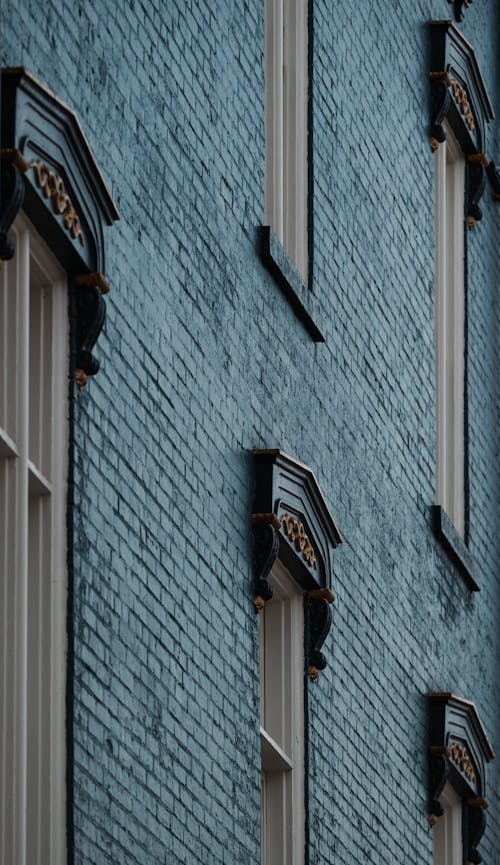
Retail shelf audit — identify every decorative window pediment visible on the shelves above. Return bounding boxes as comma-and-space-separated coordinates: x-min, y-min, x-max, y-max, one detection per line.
1, 67, 119, 386
430, 21, 493, 156
448, 0, 473, 22
252, 449, 341, 680
429, 21, 497, 227
429, 692, 494, 864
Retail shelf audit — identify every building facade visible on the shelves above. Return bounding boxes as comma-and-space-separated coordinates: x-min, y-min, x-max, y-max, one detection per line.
1, 1, 500, 863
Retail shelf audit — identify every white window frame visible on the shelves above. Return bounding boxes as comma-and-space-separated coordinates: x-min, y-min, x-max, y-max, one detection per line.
0, 213, 68, 865
265, 0, 309, 281
435, 126, 466, 537
260, 560, 305, 865
433, 782, 463, 865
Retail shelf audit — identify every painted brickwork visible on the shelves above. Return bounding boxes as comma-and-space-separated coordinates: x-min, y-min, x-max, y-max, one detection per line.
2, 1, 500, 863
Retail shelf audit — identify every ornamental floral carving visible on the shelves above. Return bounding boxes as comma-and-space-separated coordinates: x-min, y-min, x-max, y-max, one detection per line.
450, 80, 475, 132
429, 742, 476, 783
449, 742, 476, 782
281, 514, 317, 569
32, 160, 84, 245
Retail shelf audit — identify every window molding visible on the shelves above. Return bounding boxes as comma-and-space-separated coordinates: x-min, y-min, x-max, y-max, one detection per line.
260, 561, 305, 865
434, 125, 466, 539
252, 448, 341, 681
0, 67, 119, 388
428, 26, 495, 588
433, 782, 462, 865
429, 693, 494, 865
264, 0, 308, 281
261, 0, 325, 343
259, 227, 325, 342
253, 448, 341, 865
432, 506, 480, 591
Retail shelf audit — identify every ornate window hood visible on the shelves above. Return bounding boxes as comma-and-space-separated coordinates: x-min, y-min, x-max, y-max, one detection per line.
429, 692, 494, 864
430, 21, 493, 155
1, 67, 119, 386
429, 21, 499, 225
252, 449, 341, 680
448, 0, 473, 22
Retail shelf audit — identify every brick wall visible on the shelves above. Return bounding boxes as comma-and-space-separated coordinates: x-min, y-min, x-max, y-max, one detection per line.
2, 1, 500, 862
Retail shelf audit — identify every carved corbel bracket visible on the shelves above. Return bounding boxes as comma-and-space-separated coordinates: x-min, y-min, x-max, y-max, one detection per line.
72, 273, 109, 390
0, 149, 29, 260
253, 513, 281, 612
466, 158, 486, 228
429, 73, 452, 150
467, 798, 487, 865
428, 693, 494, 862
307, 588, 335, 681
429, 746, 450, 825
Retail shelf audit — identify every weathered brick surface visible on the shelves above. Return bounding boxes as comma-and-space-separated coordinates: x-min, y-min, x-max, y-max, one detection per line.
2, 1, 500, 862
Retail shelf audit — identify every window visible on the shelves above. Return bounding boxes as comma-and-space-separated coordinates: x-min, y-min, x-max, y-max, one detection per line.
0, 214, 68, 865
428, 693, 494, 865
429, 22, 495, 586
1, 65, 118, 865
433, 783, 462, 865
434, 126, 466, 537
260, 560, 305, 865
253, 451, 341, 864
265, 0, 308, 281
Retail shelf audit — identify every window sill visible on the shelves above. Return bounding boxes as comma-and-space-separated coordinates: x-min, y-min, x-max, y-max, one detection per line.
259, 226, 325, 342
432, 505, 480, 591
260, 727, 293, 772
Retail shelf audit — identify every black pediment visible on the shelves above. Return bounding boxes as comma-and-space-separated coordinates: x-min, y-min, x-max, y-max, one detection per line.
429, 21, 493, 155
252, 449, 342, 680
1, 67, 118, 277
253, 448, 341, 592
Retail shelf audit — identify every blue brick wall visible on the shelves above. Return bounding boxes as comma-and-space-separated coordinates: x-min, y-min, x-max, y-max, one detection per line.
2, 1, 500, 863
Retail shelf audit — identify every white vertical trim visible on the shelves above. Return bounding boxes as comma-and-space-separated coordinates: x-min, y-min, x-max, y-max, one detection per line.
435, 129, 465, 536
265, 0, 308, 280
15, 224, 30, 865
49, 275, 68, 865
0, 232, 16, 863
283, 0, 308, 278
260, 561, 305, 865
435, 139, 447, 514
265, 0, 285, 242
448, 153, 465, 533
433, 782, 462, 865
